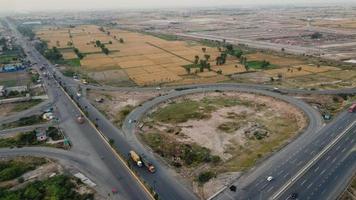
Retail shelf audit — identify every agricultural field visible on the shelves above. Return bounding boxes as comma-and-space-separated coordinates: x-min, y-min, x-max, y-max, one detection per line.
140, 92, 307, 198
0, 71, 30, 87
35, 25, 246, 86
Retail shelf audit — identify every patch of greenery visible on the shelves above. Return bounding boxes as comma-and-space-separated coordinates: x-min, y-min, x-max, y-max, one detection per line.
1, 115, 45, 129
114, 105, 135, 126
0, 131, 43, 148
246, 60, 276, 69
217, 121, 244, 133
0, 175, 94, 200
0, 55, 18, 64
62, 69, 76, 77
152, 97, 242, 124
11, 100, 42, 112
0, 157, 46, 181
142, 132, 220, 167
46, 127, 63, 141
197, 171, 216, 184
64, 58, 81, 67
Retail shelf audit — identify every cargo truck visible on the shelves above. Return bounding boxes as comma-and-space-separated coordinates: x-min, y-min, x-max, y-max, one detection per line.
129, 151, 142, 167
349, 103, 356, 113
140, 154, 156, 173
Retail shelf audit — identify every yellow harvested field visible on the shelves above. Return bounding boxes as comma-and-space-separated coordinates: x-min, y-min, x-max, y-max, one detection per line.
246, 53, 305, 67
61, 51, 77, 60
36, 25, 247, 86
264, 65, 340, 78
198, 71, 218, 77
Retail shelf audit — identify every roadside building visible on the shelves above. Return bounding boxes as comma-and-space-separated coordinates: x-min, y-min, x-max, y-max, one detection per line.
35, 128, 47, 141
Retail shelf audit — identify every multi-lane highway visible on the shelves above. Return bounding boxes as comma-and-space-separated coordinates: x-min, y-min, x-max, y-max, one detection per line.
3, 19, 152, 200
1, 18, 355, 200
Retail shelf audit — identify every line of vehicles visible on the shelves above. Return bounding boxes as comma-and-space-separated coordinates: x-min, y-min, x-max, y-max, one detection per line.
129, 150, 156, 173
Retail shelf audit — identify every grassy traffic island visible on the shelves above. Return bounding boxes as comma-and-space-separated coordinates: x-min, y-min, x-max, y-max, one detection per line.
0, 156, 94, 200
139, 92, 307, 198
0, 126, 68, 149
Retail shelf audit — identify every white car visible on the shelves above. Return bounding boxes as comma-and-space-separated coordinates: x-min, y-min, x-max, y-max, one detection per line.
76, 92, 81, 97
267, 176, 274, 182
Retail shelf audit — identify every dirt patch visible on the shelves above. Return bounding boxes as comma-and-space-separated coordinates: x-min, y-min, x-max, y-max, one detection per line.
141, 91, 307, 198
87, 89, 161, 125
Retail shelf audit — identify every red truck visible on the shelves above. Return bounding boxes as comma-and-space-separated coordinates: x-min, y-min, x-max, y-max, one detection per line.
349, 103, 356, 113
140, 154, 156, 173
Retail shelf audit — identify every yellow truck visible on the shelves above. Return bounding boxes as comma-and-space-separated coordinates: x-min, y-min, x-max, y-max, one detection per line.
129, 151, 142, 167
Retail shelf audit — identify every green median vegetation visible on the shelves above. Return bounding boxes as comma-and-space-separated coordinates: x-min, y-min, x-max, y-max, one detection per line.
0, 131, 43, 148
0, 175, 94, 200
114, 105, 135, 126
0, 115, 45, 129
11, 100, 42, 112
0, 157, 46, 182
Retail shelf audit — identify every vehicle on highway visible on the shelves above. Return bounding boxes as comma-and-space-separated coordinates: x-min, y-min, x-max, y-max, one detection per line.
140, 154, 156, 173
129, 150, 143, 167
348, 103, 356, 113
76, 115, 85, 124
267, 176, 274, 182
288, 192, 298, 199
76, 92, 81, 97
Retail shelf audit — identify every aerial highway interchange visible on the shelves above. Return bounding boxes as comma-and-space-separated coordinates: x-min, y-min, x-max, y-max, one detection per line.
0, 16, 355, 200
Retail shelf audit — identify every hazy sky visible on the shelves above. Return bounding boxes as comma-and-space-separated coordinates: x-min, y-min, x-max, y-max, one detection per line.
0, 0, 354, 13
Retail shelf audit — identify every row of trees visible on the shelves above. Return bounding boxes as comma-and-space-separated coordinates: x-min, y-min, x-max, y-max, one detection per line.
95, 40, 110, 55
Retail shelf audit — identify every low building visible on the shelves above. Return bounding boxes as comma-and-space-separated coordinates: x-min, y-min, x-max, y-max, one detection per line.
35, 129, 47, 142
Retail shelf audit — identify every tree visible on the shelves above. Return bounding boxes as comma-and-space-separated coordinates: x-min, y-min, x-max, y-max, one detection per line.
204, 54, 210, 61
95, 40, 101, 47
109, 41, 113, 44
102, 47, 109, 55
185, 67, 191, 74
119, 38, 124, 43
226, 44, 233, 52
194, 55, 199, 65
202, 47, 206, 53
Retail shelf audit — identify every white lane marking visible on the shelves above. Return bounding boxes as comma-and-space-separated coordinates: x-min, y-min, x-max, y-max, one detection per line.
267, 186, 274, 193
331, 157, 337, 163
320, 169, 326, 175
283, 173, 289, 178
325, 155, 330, 161
314, 166, 319, 172
341, 147, 346, 153
307, 182, 313, 189
301, 179, 307, 186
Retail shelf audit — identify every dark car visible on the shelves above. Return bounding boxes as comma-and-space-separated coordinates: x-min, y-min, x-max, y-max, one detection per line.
290, 193, 298, 199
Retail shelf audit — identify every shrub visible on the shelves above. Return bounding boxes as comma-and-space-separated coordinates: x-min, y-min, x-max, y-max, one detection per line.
197, 171, 215, 184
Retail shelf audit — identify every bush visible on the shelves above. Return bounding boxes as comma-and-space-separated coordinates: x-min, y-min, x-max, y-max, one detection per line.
197, 171, 215, 184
